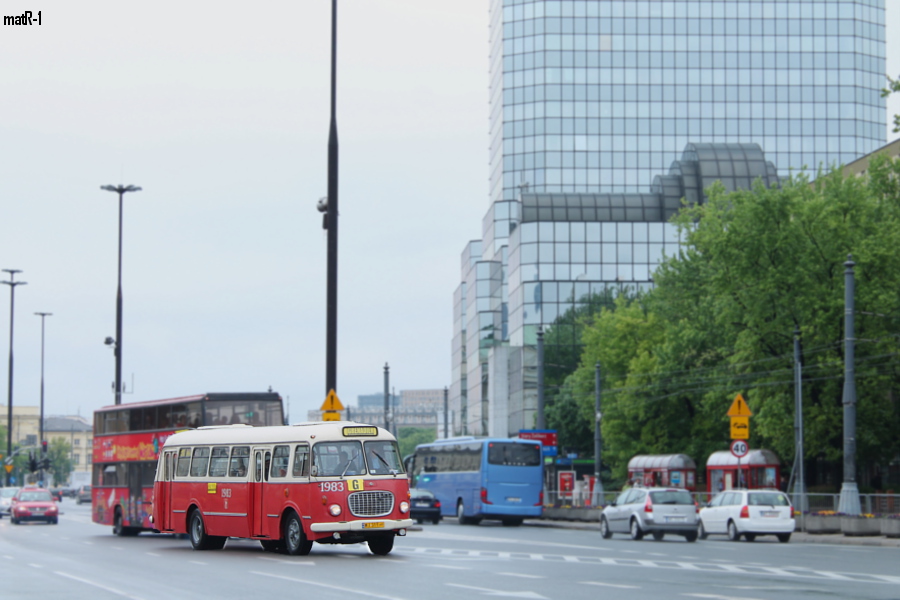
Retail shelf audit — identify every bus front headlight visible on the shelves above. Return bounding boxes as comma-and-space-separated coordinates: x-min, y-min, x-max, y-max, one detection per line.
399, 501, 409, 514
329, 504, 342, 517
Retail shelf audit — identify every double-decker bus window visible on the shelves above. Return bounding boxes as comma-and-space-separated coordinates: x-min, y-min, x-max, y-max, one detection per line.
271, 446, 290, 478
159, 406, 172, 429
229, 446, 249, 477
364, 441, 404, 475
103, 464, 123, 486
141, 462, 156, 486
176, 448, 191, 477
171, 404, 188, 428
190, 447, 210, 477
187, 402, 202, 428
209, 447, 230, 477
292, 444, 310, 477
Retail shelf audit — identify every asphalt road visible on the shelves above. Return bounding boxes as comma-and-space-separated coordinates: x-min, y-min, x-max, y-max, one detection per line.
1, 502, 898, 600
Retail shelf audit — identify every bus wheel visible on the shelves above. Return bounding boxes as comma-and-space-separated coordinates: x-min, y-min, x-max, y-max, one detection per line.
114, 509, 138, 537
282, 512, 312, 556
367, 535, 394, 556
189, 510, 226, 551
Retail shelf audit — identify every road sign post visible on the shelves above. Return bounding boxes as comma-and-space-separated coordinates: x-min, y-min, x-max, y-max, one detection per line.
321, 389, 344, 422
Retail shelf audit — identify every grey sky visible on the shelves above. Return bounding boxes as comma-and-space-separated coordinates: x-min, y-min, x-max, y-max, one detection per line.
0, 1, 488, 423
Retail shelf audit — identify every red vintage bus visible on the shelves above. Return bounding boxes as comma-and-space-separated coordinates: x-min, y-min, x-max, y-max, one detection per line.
151, 422, 412, 555
92, 392, 284, 535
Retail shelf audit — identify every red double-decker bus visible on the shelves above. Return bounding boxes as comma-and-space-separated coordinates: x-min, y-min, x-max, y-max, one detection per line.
92, 392, 284, 535
151, 422, 412, 555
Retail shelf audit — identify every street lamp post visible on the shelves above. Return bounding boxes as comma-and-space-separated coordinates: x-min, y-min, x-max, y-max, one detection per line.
2, 269, 26, 487
35, 312, 52, 486
323, 0, 340, 398
100, 184, 142, 405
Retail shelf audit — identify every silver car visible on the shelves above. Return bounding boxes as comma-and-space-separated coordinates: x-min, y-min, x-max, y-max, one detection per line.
0, 487, 21, 518
600, 487, 699, 542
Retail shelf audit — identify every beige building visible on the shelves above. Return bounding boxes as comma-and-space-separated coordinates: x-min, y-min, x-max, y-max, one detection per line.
44, 415, 93, 482
0, 405, 41, 448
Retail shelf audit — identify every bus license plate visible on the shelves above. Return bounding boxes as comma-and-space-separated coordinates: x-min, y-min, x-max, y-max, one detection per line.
363, 522, 384, 529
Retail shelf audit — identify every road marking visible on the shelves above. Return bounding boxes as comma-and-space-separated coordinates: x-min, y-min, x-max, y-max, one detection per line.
498, 572, 544, 579
189, 561, 207, 566
82, 541, 93, 545
447, 583, 548, 598
29, 563, 42, 568
55, 571, 147, 600
683, 594, 763, 600
425, 564, 470, 570
145, 553, 160, 557
252, 571, 408, 600
581, 581, 640, 589
257, 556, 315, 565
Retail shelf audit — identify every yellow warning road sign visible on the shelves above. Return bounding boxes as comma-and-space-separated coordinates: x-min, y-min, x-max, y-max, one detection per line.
321, 389, 344, 412
726, 393, 752, 417
4, 465, 13, 473
730, 416, 750, 439
322, 411, 340, 422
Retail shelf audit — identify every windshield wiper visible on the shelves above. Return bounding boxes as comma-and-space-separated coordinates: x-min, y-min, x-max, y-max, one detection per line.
340, 450, 360, 478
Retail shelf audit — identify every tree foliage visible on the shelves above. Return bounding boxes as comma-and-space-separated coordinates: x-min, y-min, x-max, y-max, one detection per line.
48, 438, 74, 486
397, 427, 437, 460
562, 157, 900, 482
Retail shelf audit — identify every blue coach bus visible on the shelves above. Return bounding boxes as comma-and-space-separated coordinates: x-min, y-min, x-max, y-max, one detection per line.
407, 437, 543, 526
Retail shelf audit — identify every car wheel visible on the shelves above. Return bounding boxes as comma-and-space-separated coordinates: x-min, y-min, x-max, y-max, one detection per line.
652, 531, 665, 541
684, 530, 698, 542
432, 518, 440, 525
600, 516, 613, 539
727, 520, 741, 542
744, 533, 756, 542
698, 521, 708, 540
416, 518, 424, 524
283, 511, 313, 556
777, 533, 791, 543
630, 518, 644, 541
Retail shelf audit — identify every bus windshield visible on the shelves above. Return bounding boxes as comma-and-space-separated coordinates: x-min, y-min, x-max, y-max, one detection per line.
487, 441, 541, 466
364, 441, 405, 475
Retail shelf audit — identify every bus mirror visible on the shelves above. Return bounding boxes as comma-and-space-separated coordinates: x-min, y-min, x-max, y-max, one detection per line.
310, 466, 318, 477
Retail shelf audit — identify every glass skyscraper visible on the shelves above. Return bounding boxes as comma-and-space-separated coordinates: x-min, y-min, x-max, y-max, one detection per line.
451, 0, 887, 438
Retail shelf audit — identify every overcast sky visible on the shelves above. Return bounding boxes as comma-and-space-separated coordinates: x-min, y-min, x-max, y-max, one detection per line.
0, 1, 489, 423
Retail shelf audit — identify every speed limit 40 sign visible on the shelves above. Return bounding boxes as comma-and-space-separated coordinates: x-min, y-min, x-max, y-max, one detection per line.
730, 439, 749, 458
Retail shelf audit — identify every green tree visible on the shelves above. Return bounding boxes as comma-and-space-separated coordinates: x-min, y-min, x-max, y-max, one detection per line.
883, 76, 900, 134
396, 427, 437, 460
48, 438, 74, 486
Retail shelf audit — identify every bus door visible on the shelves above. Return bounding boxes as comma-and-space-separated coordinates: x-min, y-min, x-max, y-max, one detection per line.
251, 448, 271, 537
127, 463, 143, 525
158, 450, 176, 531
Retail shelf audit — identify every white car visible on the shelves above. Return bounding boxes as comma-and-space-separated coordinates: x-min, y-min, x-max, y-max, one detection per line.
0, 487, 21, 518
698, 488, 794, 543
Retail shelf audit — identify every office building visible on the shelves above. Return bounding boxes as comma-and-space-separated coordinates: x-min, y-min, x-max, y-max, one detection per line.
451, 0, 888, 438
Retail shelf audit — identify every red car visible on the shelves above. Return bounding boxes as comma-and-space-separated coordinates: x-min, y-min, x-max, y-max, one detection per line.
10, 487, 59, 525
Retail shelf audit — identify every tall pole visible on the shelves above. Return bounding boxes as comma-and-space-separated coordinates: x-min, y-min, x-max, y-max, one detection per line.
36, 312, 52, 486
383, 363, 390, 433
443, 386, 449, 439
593, 362, 604, 506
838, 255, 861, 515
536, 326, 545, 429
792, 327, 807, 513
101, 184, 142, 405
2, 269, 26, 487
325, 0, 340, 397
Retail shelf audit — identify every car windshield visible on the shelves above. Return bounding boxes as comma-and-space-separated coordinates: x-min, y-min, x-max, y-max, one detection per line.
649, 490, 694, 505
748, 492, 790, 506
19, 491, 53, 502
411, 489, 434, 499
1, 488, 19, 499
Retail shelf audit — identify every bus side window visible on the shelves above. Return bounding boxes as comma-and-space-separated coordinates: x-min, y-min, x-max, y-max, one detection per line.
176, 448, 192, 478
209, 447, 229, 477
271, 446, 289, 478
229, 446, 249, 477
292, 444, 309, 477
190, 447, 210, 477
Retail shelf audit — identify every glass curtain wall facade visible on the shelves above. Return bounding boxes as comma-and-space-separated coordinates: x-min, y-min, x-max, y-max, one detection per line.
451, 0, 887, 438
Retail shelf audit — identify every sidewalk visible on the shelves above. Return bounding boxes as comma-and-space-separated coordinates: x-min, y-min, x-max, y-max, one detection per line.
524, 517, 900, 547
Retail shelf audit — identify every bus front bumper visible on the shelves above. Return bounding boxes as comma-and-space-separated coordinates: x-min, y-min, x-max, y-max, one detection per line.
310, 518, 413, 534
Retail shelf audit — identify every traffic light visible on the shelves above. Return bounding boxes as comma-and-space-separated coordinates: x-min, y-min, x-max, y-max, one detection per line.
40, 457, 51, 471
41, 440, 48, 455
28, 452, 38, 473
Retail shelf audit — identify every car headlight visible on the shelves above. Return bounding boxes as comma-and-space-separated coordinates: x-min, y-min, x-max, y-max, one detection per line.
399, 501, 409, 514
